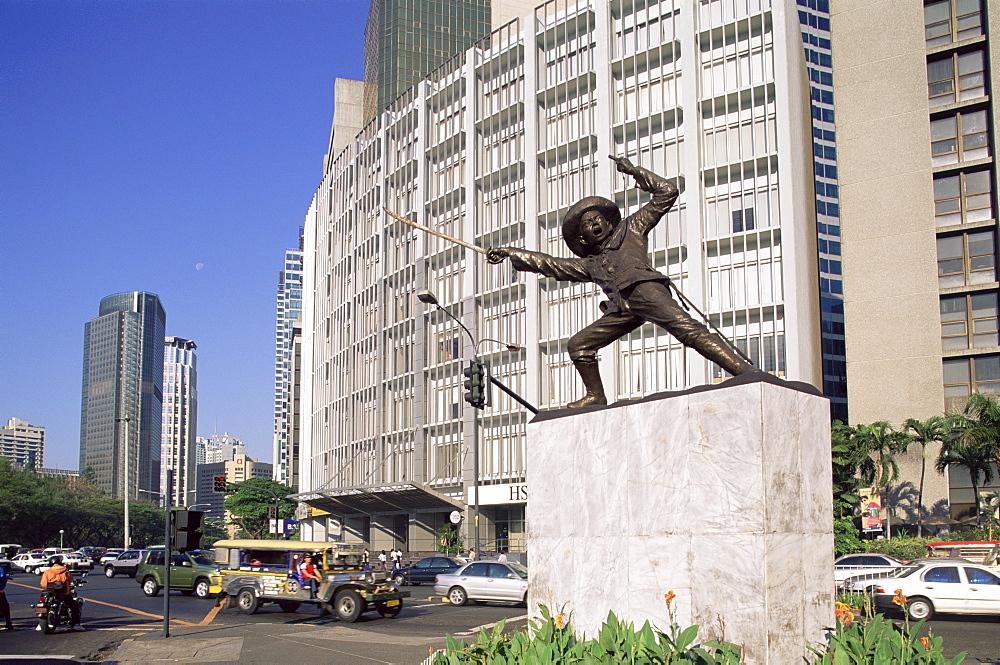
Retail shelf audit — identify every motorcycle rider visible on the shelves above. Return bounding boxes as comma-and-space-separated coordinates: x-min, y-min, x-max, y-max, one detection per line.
38, 556, 83, 631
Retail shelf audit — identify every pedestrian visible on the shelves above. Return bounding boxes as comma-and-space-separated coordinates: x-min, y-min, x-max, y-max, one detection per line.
391, 548, 401, 570
289, 553, 305, 587
362, 548, 369, 565
487, 155, 757, 407
0, 563, 13, 630
378, 550, 387, 571
497, 551, 508, 562
468, 548, 476, 561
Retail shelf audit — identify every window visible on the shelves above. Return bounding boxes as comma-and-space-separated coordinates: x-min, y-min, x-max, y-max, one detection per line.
940, 293, 998, 350
964, 567, 1000, 584
922, 566, 961, 583
925, 0, 984, 47
943, 355, 1000, 396
732, 209, 755, 233
930, 110, 990, 165
927, 50, 986, 106
937, 230, 996, 287
934, 171, 994, 226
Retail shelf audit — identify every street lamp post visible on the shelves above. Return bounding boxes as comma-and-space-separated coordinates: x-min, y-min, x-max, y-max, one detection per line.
417, 289, 526, 560
59, 529, 64, 549
116, 416, 131, 550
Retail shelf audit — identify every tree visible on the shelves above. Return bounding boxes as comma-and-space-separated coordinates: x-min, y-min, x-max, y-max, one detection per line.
223, 478, 296, 539
936, 439, 995, 525
903, 415, 948, 536
950, 393, 1000, 477
852, 421, 910, 491
831, 420, 861, 519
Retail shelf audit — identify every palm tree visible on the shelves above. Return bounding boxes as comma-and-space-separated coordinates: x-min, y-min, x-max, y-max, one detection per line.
951, 393, 1000, 474
903, 416, 947, 536
935, 439, 995, 524
852, 421, 910, 490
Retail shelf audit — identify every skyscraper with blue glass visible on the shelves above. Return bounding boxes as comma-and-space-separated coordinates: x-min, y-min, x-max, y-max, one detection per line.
79, 291, 165, 502
796, 0, 847, 421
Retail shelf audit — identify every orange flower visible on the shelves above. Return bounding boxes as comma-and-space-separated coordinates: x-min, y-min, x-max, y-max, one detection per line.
834, 602, 856, 626
920, 637, 930, 650
892, 589, 907, 607
664, 590, 676, 608
555, 614, 565, 629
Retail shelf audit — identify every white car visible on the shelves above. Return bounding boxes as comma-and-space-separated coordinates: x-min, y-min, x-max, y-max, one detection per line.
861, 561, 1000, 620
34, 552, 93, 575
433, 560, 528, 606
100, 548, 125, 564
11, 552, 47, 573
834, 553, 905, 586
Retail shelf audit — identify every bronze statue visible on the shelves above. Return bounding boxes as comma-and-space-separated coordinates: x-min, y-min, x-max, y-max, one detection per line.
486, 155, 757, 408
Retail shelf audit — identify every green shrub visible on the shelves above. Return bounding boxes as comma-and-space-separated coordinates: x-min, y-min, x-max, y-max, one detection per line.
864, 537, 931, 561
432, 603, 743, 664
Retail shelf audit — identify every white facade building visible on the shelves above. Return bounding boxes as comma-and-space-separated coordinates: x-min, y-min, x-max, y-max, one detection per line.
297, 0, 821, 553
161, 336, 198, 507
197, 433, 246, 465
1, 417, 46, 469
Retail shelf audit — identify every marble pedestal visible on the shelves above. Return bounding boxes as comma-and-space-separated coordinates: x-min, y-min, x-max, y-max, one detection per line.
526, 378, 834, 664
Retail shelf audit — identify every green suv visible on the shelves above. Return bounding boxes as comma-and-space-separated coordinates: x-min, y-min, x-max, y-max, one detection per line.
136, 550, 222, 599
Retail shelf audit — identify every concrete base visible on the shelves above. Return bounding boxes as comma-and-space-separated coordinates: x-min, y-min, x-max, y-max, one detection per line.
526, 378, 834, 664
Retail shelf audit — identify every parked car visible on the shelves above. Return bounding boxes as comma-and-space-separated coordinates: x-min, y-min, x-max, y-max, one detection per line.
433, 560, 528, 606
392, 556, 465, 586
136, 550, 222, 599
857, 560, 1000, 620
103, 549, 148, 578
99, 549, 125, 564
834, 553, 905, 587
11, 552, 48, 573
924, 541, 999, 564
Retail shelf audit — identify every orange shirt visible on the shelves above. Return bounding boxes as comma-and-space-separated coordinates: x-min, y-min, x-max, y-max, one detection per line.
40, 565, 73, 595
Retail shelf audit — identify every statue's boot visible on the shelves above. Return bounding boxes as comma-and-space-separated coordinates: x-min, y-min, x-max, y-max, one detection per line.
568, 359, 607, 408
685, 331, 759, 376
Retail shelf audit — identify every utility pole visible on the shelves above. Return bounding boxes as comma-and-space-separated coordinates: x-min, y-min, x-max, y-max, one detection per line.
163, 469, 172, 638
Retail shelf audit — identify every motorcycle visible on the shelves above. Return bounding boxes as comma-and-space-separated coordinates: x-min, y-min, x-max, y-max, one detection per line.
32, 573, 86, 634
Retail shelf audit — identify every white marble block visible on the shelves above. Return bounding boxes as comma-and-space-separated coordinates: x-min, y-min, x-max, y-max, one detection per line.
526, 379, 834, 664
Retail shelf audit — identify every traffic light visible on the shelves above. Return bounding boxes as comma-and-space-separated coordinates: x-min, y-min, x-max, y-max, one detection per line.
463, 360, 486, 409
268, 506, 277, 519
213, 475, 227, 493
171, 509, 204, 551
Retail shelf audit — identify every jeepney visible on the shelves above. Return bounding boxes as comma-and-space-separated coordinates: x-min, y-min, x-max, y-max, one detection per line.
213, 540, 408, 622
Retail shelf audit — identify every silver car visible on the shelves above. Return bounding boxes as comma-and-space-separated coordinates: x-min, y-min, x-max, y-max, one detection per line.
433, 560, 528, 606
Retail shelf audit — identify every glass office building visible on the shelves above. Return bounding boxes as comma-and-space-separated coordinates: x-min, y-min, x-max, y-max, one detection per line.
273, 234, 304, 489
295, 0, 822, 552
364, 0, 492, 114
79, 291, 165, 502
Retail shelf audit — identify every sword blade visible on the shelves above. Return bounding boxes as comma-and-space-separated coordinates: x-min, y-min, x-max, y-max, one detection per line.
382, 207, 487, 254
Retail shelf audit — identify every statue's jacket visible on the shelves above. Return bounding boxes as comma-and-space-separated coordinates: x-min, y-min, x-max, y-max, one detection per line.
506, 167, 679, 314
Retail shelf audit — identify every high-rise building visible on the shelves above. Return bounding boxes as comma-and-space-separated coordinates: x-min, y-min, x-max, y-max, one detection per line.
273, 235, 303, 490
296, 0, 820, 550
162, 336, 198, 507
795, 0, 846, 421
79, 291, 165, 502
363, 0, 491, 115
1, 417, 45, 469
833, 0, 998, 521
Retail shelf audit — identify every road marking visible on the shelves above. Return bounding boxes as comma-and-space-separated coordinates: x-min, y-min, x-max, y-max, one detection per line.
196, 598, 224, 626
11, 579, 197, 626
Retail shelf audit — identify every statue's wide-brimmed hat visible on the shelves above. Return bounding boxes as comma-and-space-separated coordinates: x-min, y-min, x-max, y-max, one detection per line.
562, 196, 621, 257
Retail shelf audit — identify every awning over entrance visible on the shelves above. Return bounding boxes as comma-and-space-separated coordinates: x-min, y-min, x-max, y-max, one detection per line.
289, 482, 464, 516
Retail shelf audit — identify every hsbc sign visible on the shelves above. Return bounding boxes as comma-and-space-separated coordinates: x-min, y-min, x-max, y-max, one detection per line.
467, 483, 527, 505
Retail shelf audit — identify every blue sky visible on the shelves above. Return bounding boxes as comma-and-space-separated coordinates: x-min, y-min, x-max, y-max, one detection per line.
1, 1, 368, 468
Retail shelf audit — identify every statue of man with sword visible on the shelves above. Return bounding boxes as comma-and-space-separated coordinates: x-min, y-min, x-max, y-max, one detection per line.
485, 155, 759, 407
386, 155, 760, 409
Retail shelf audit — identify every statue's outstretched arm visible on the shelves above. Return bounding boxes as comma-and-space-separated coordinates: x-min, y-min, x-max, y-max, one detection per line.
487, 247, 590, 283
609, 155, 678, 231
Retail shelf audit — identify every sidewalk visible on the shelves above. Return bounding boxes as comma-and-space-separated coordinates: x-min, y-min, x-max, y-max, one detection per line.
105, 619, 448, 664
